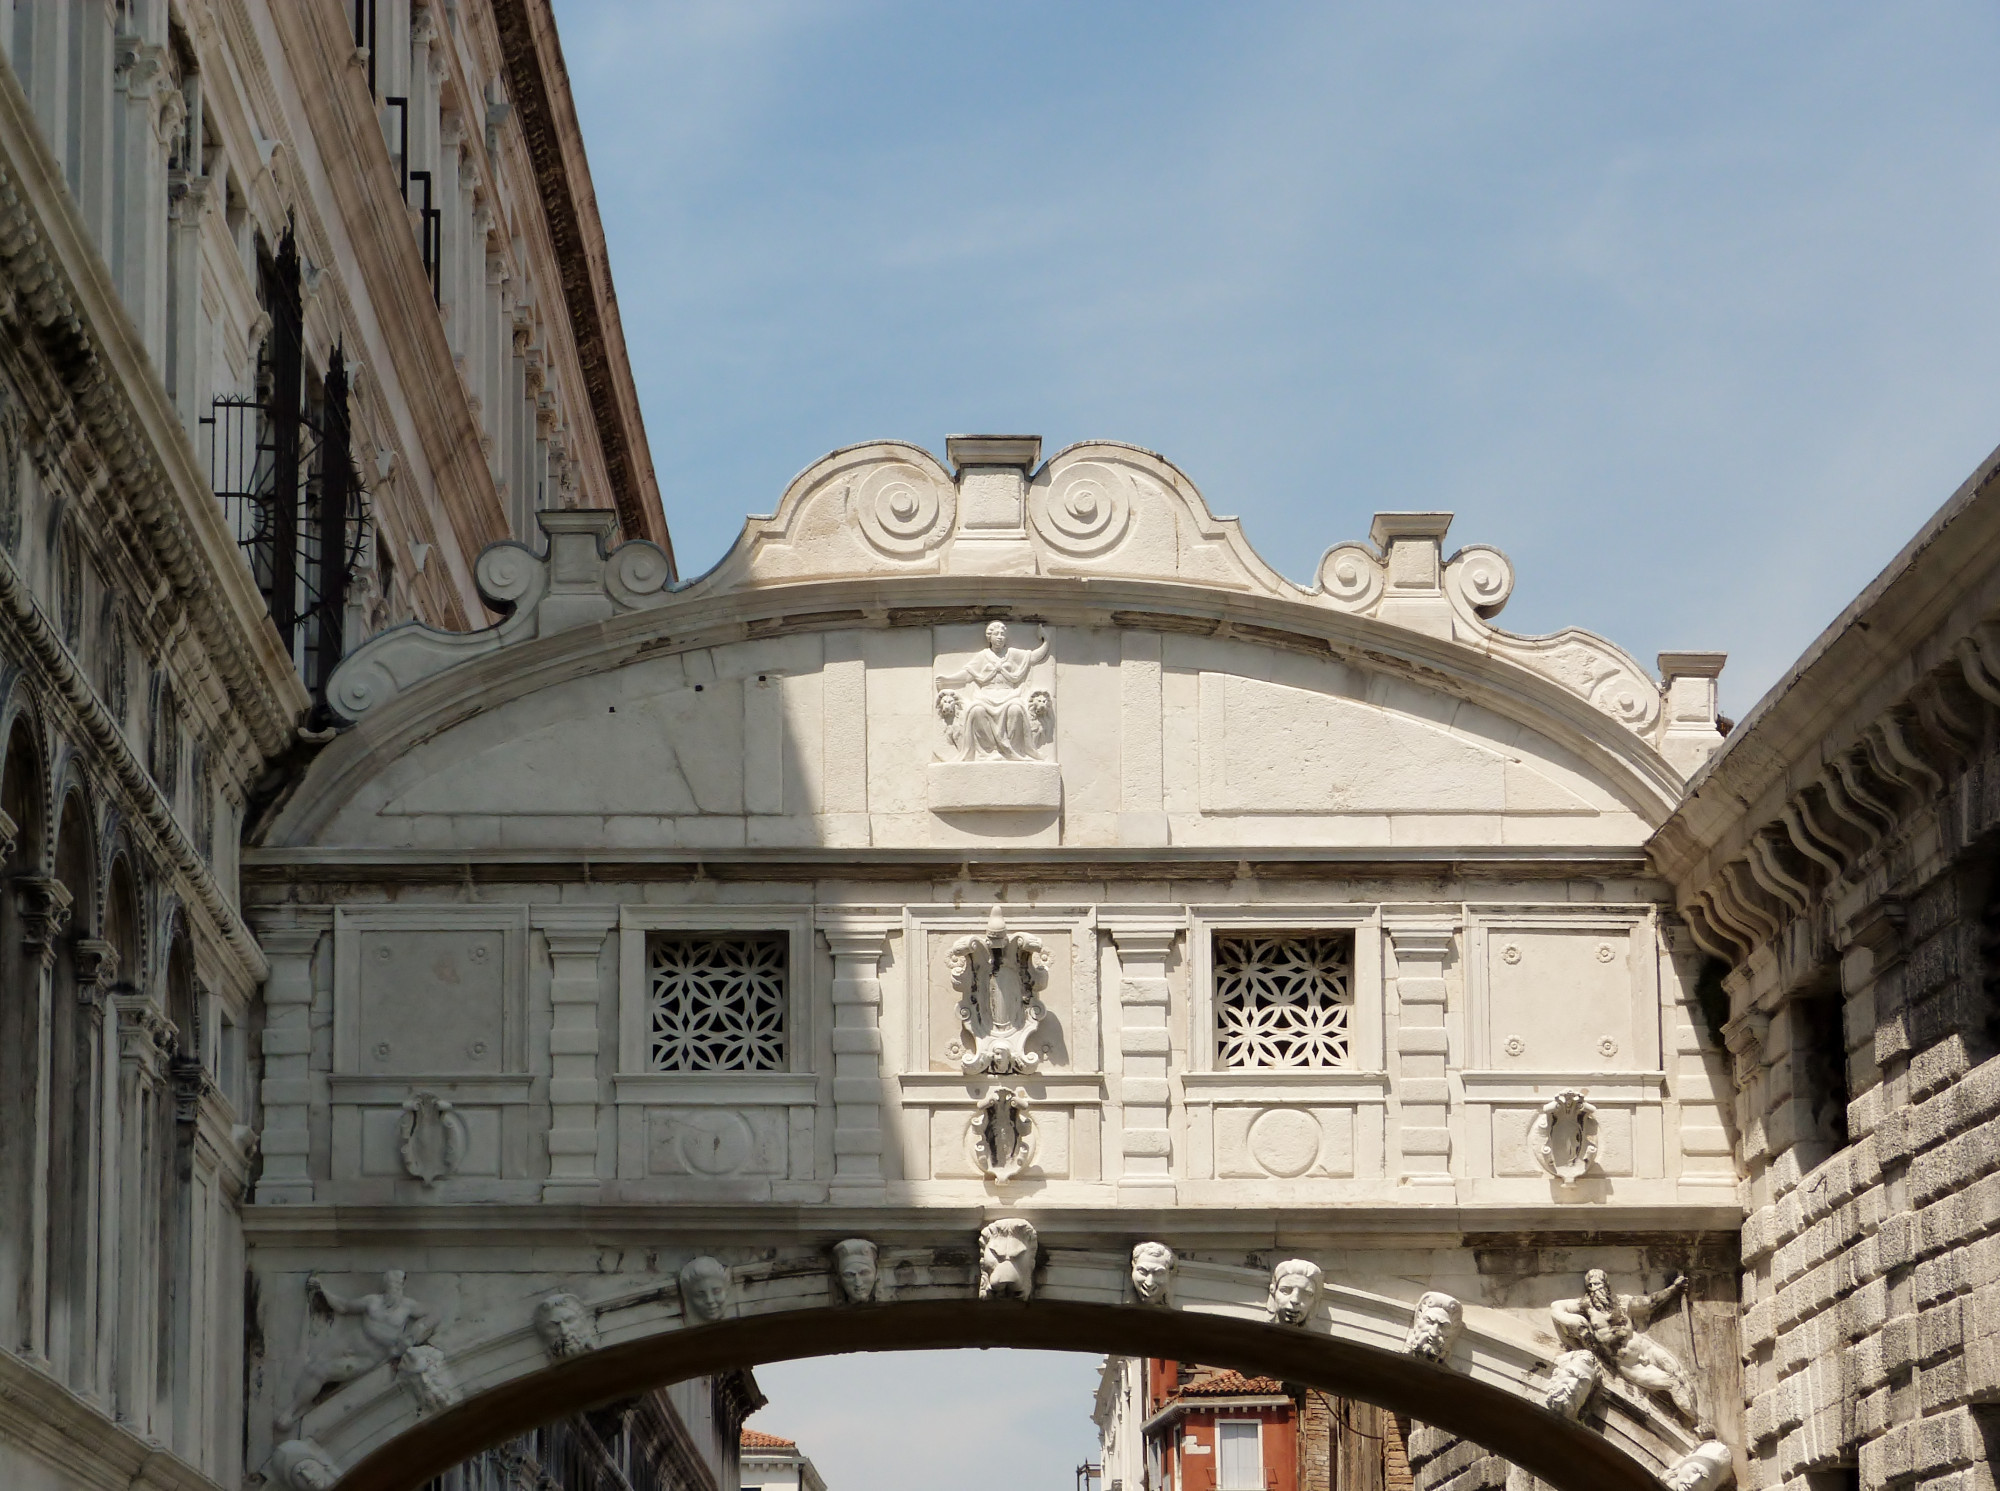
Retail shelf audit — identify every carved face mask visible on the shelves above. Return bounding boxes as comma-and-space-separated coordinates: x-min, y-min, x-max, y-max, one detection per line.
838, 1258, 877, 1302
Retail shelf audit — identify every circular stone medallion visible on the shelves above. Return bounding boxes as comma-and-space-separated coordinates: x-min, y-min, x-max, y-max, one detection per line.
1248, 1108, 1321, 1178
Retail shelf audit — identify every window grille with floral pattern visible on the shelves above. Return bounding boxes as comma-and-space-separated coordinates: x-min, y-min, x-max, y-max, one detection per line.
1214, 932, 1354, 1069
646, 933, 788, 1072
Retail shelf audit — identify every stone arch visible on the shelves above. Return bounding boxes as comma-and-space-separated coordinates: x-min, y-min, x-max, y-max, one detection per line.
103, 849, 141, 991
274, 1245, 1700, 1491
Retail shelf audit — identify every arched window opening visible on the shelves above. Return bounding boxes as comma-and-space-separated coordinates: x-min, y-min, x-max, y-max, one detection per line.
0, 718, 46, 1355
47, 788, 97, 1390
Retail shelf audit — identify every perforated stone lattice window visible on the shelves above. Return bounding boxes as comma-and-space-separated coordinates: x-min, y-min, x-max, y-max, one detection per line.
646, 933, 788, 1072
1214, 932, 1354, 1069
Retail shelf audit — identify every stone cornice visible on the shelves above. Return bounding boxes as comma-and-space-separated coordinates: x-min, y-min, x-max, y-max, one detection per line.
1648, 444, 2000, 975
239, 1200, 1745, 1247
0, 1348, 223, 1491
0, 48, 308, 759
492, 0, 669, 557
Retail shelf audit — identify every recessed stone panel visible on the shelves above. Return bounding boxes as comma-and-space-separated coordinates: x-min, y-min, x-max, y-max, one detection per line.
355, 929, 506, 1075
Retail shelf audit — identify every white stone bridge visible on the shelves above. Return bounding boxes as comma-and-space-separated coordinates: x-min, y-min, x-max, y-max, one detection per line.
245, 437, 1743, 1491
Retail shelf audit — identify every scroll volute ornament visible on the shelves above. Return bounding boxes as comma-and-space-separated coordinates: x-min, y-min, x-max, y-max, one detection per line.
951, 905, 1049, 1076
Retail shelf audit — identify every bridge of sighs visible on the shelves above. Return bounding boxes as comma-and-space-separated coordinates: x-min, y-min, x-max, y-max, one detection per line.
244, 436, 1743, 1491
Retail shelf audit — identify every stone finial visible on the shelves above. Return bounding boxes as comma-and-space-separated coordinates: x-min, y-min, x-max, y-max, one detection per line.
1268, 1258, 1323, 1325
1404, 1291, 1463, 1364
1657, 652, 1728, 776
978, 1218, 1038, 1300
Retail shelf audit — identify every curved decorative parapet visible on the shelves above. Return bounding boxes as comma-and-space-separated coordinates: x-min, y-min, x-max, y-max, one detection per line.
264, 1242, 1709, 1491
324, 436, 1723, 767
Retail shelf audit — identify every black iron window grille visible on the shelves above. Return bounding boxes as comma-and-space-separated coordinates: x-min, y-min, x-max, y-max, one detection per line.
203, 228, 369, 711
379, 94, 441, 304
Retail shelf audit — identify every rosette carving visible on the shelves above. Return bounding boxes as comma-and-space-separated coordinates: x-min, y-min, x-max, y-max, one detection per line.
1031, 461, 1132, 558
853, 461, 954, 558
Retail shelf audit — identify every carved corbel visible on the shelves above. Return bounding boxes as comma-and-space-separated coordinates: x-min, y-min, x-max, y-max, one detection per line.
16, 875, 74, 965
1913, 674, 1980, 757
1859, 720, 1928, 800
1678, 901, 1745, 965
1829, 750, 1896, 837
72, 936, 118, 1005
1692, 885, 1756, 961
1954, 632, 2000, 707
1722, 1011, 1770, 1089
1779, 797, 1845, 880
1838, 895, 1906, 964
1717, 860, 1781, 941
1743, 831, 1810, 914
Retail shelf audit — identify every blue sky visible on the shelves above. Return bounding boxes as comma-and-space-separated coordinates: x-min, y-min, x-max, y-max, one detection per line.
546, 5, 2000, 1481
555, 0, 2000, 721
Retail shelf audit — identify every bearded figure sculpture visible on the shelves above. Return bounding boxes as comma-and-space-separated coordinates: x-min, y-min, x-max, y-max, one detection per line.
1404, 1291, 1463, 1365
534, 1292, 597, 1359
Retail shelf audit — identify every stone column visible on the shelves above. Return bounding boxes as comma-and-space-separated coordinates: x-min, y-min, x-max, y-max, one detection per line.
254, 917, 327, 1205
16, 875, 72, 1359
166, 172, 211, 429
1387, 924, 1455, 1193
71, 937, 116, 1404
1108, 923, 1179, 1203
539, 910, 614, 1202
822, 923, 892, 1201
112, 987, 170, 1433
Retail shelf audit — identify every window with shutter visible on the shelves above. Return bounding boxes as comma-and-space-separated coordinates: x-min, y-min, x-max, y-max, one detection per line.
1217, 1421, 1261, 1491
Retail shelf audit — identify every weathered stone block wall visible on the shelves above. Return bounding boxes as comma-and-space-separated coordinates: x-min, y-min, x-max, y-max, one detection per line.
1733, 733, 2000, 1489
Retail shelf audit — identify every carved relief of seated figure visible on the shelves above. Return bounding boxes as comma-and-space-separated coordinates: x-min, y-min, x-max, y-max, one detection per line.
935, 621, 1052, 762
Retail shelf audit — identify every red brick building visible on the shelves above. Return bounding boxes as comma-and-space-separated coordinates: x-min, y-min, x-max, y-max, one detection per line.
1096, 1361, 1412, 1491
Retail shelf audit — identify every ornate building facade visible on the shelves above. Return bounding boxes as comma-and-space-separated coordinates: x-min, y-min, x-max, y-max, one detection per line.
0, 2, 688, 1489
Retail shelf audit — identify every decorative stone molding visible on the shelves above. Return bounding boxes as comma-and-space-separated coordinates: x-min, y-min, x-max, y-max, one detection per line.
533, 1293, 597, 1359
831, 1239, 879, 1303
1129, 1242, 1175, 1306
950, 905, 1049, 1076
1543, 1349, 1603, 1419
1405, 1291, 1463, 1365
967, 1086, 1036, 1182
1268, 1259, 1323, 1325
15, 873, 72, 964
678, 1257, 731, 1323
397, 1092, 469, 1186
1530, 1090, 1599, 1188
978, 1218, 1038, 1300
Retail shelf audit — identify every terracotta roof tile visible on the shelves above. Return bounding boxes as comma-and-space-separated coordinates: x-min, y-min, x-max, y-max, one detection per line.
742, 1429, 798, 1450
1177, 1369, 1286, 1397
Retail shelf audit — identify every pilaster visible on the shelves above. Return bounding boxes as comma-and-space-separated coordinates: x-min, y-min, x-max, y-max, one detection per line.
537, 907, 615, 1202
1107, 920, 1181, 1203
111, 986, 170, 1432
253, 915, 329, 1205
1387, 922, 1456, 1193
72, 937, 118, 1404
821, 920, 894, 1202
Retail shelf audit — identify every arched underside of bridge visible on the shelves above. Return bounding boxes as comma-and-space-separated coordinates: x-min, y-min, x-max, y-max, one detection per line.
288, 1245, 1702, 1491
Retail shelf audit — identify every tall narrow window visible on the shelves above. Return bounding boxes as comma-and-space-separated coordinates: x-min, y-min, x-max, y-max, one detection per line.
646, 934, 788, 1073
1214, 933, 1354, 1069
1217, 1422, 1261, 1491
